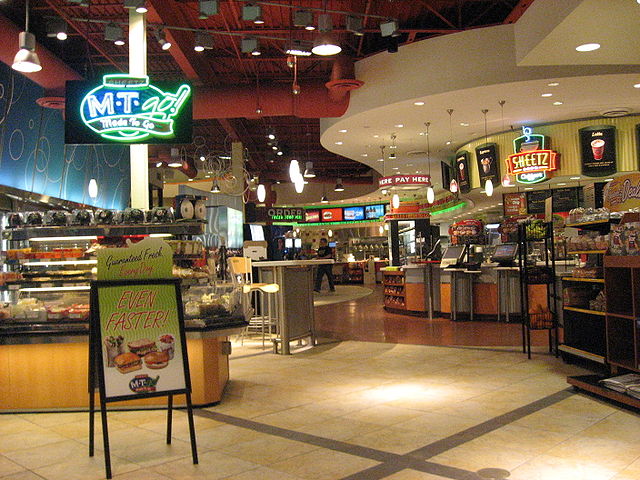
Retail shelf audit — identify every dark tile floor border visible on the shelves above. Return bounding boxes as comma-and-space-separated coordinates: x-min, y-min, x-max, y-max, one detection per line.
195, 388, 574, 480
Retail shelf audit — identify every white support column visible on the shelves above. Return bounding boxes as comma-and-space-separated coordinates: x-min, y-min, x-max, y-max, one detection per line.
129, 10, 149, 209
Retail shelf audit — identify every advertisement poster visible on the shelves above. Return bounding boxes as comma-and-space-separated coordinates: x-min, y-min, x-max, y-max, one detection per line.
503, 193, 527, 216
441, 161, 454, 190
97, 238, 173, 281
475, 143, 500, 187
603, 173, 640, 212
455, 151, 471, 193
579, 125, 616, 177
97, 282, 187, 400
305, 210, 320, 223
321, 208, 343, 222
343, 206, 365, 221
365, 204, 385, 219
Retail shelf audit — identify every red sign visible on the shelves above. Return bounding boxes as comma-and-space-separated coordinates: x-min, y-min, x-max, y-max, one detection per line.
321, 208, 343, 222
506, 149, 558, 175
378, 174, 431, 188
503, 193, 527, 216
305, 210, 320, 222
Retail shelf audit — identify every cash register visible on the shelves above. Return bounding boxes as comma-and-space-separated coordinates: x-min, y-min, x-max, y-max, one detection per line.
491, 243, 518, 266
440, 245, 467, 269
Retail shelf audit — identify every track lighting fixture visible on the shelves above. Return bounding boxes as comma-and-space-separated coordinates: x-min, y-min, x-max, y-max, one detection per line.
334, 179, 345, 192
155, 30, 171, 50
241, 37, 260, 55
286, 40, 312, 56
198, 0, 218, 19
243, 3, 263, 24
194, 31, 213, 51
124, 0, 147, 14
304, 162, 316, 178
105, 23, 125, 46
380, 19, 400, 37
12, 0, 41, 73
346, 15, 364, 36
46, 18, 68, 40
293, 10, 314, 30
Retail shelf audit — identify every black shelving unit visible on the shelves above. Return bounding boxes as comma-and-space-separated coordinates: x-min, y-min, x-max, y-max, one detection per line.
517, 221, 559, 359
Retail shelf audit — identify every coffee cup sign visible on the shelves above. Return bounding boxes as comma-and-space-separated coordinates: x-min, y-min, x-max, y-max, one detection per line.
455, 151, 471, 193
579, 125, 616, 177
475, 143, 500, 187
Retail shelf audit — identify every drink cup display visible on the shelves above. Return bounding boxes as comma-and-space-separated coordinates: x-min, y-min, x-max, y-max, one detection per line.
591, 139, 605, 161
481, 158, 491, 174
520, 140, 539, 152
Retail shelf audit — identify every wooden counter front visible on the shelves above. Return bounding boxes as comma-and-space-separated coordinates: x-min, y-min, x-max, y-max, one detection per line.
0, 336, 231, 411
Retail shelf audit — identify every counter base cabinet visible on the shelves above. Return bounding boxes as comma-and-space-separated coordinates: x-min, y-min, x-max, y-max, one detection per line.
0, 337, 230, 411
382, 271, 428, 316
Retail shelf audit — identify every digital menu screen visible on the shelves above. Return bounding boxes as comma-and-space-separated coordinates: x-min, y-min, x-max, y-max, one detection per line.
321, 208, 343, 222
305, 210, 320, 222
343, 206, 365, 221
365, 204, 385, 219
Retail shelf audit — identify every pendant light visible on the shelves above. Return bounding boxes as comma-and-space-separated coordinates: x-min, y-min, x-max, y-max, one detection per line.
424, 122, 434, 204
481, 108, 493, 197
334, 178, 345, 192
12, 0, 42, 73
328, 229, 333, 237
449, 179, 458, 193
320, 184, 329, 203
502, 173, 513, 187
392, 193, 400, 209
312, 9, 341, 56
211, 180, 221, 193
257, 183, 266, 202
379, 225, 384, 234
304, 161, 316, 178
289, 159, 301, 182
294, 177, 305, 193
88, 178, 98, 199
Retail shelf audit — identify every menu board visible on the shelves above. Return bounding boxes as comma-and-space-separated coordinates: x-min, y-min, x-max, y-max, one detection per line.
579, 125, 616, 177
552, 187, 580, 213
305, 210, 320, 223
94, 280, 189, 401
526, 190, 552, 214
475, 144, 500, 187
441, 161, 454, 190
365, 204, 385, 219
503, 193, 527, 216
343, 206, 365, 221
455, 151, 471, 193
321, 208, 343, 222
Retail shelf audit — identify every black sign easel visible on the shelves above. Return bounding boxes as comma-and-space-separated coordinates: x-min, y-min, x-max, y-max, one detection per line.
88, 279, 198, 479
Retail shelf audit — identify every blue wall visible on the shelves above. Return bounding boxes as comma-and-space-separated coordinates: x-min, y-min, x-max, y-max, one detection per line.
0, 62, 130, 209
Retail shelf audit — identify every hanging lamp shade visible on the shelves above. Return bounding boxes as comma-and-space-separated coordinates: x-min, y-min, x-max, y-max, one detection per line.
12, 32, 41, 73
392, 194, 400, 209
257, 184, 266, 202
426, 185, 435, 204
311, 35, 341, 56
485, 179, 494, 197
88, 178, 98, 199
449, 179, 459, 193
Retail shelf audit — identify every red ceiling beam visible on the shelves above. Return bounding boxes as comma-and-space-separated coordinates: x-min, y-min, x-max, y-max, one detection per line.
503, 0, 534, 23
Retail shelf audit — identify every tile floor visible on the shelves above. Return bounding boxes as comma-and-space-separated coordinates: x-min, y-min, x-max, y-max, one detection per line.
2, 339, 639, 480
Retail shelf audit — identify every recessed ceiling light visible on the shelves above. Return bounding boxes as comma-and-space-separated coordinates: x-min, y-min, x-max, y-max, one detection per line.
498, 203, 503, 206
378, 158, 384, 162
570, 176, 581, 180
205, 175, 210, 178
553, 101, 563, 106
460, 122, 469, 127
634, 83, 640, 89
541, 93, 553, 97
576, 43, 600, 52
392, 167, 399, 170
557, 182, 566, 186
445, 141, 451, 145
361, 153, 368, 157
413, 101, 425, 106
338, 129, 347, 133
373, 134, 379, 138
394, 124, 404, 128
407, 163, 413, 166
335, 141, 343, 145
605, 178, 614, 182
547, 82, 560, 87
525, 187, 533, 190
418, 132, 425, 136
188, 178, 193, 181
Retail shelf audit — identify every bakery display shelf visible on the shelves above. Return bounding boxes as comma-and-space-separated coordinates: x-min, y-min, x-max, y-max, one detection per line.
10, 258, 96, 265
566, 219, 620, 230
567, 375, 640, 410
561, 277, 604, 283
558, 345, 606, 364
567, 250, 608, 255
2, 222, 205, 241
384, 292, 405, 298
563, 306, 606, 316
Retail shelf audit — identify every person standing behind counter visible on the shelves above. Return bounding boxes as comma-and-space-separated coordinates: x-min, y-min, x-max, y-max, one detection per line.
314, 238, 335, 293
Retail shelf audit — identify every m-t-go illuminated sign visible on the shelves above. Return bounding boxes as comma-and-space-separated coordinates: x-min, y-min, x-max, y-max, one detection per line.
71, 75, 192, 143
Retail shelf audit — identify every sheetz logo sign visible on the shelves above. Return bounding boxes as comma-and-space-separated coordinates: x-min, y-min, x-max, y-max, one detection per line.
80, 75, 191, 142
506, 127, 558, 184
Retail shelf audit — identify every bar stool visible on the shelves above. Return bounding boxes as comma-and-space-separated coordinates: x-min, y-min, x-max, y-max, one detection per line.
229, 257, 279, 347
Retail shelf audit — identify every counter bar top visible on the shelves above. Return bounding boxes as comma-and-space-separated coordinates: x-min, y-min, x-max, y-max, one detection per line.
253, 259, 334, 267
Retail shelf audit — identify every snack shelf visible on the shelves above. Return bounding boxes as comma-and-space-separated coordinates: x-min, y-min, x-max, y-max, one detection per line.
558, 345, 606, 364
11, 258, 96, 265
567, 375, 640, 410
563, 306, 606, 316
2, 222, 205, 241
561, 277, 604, 283
566, 219, 620, 230
567, 250, 608, 255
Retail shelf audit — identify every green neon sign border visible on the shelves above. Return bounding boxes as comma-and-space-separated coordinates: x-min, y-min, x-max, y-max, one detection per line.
80, 74, 191, 143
